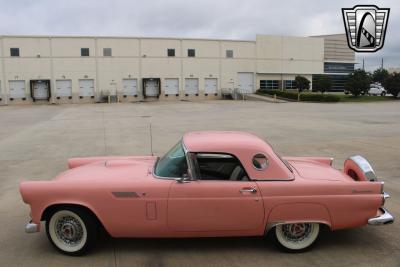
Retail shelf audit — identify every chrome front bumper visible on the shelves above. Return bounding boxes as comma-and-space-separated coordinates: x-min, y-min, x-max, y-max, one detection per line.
25, 220, 39, 233
368, 208, 394, 226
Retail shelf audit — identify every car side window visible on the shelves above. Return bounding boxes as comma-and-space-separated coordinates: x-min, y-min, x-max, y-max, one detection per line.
196, 153, 249, 181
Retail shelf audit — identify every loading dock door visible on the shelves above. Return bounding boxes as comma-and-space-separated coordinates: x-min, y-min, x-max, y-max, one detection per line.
164, 78, 179, 95
238, 73, 254, 93
122, 79, 138, 96
56, 80, 72, 97
31, 80, 50, 100
185, 78, 199, 95
145, 80, 158, 97
204, 78, 218, 94
9, 81, 26, 99
79, 79, 95, 96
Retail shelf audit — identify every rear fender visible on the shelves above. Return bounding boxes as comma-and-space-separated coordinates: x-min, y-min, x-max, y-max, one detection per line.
266, 203, 332, 232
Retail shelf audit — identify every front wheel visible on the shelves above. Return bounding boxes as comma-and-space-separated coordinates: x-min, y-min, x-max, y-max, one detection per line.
46, 207, 97, 256
274, 223, 320, 252
381, 92, 386, 96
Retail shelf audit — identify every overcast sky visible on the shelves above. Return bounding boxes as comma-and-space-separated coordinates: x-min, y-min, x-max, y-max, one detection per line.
0, 0, 398, 71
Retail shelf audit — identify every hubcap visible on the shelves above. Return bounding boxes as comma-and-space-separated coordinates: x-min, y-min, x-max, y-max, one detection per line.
281, 223, 312, 242
55, 216, 84, 246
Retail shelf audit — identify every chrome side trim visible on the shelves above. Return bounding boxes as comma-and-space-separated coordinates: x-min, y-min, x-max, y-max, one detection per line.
25, 221, 39, 233
112, 191, 139, 198
368, 208, 394, 226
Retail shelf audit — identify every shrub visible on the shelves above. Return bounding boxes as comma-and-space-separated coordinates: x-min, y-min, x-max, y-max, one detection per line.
299, 93, 340, 102
382, 72, 400, 98
256, 89, 340, 102
257, 89, 298, 100
372, 68, 389, 84
345, 69, 371, 96
313, 76, 332, 93
295, 75, 310, 92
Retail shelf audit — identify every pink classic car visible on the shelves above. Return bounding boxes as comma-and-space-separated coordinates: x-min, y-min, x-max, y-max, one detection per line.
20, 131, 394, 255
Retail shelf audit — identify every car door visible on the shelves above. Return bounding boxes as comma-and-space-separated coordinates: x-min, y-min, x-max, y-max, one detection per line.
167, 153, 264, 232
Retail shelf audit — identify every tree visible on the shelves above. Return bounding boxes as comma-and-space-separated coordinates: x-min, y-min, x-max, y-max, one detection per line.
313, 75, 332, 93
295, 75, 310, 92
372, 68, 389, 84
345, 69, 371, 96
382, 72, 400, 98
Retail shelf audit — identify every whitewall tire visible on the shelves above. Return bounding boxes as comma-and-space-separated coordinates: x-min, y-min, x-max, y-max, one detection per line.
274, 223, 320, 252
46, 207, 97, 255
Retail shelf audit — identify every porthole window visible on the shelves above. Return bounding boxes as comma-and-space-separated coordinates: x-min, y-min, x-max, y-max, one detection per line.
252, 154, 268, 170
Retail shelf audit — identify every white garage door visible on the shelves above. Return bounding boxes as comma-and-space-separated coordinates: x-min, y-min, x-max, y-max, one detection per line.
79, 79, 94, 96
56, 80, 72, 97
238, 73, 254, 93
145, 80, 159, 97
122, 79, 138, 96
185, 78, 199, 95
33, 81, 49, 100
204, 78, 218, 94
164, 78, 179, 95
9, 80, 26, 98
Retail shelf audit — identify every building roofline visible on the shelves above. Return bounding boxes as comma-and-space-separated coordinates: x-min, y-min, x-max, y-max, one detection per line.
0, 34, 256, 43
309, 33, 347, 37
0, 33, 330, 42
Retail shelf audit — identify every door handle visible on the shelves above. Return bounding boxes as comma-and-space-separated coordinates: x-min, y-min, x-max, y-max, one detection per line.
239, 187, 257, 193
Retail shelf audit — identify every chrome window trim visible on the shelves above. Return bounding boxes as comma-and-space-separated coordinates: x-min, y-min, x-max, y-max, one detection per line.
252, 153, 269, 171
152, 139, 190, 181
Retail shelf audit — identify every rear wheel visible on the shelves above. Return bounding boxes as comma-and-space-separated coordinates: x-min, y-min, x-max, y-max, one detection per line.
274, 223, 320, 252
46, 207, 97, 256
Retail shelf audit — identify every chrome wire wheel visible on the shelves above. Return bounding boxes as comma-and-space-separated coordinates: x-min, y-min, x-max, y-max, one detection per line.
49, 210, 88, 253
275, 223, 320, 251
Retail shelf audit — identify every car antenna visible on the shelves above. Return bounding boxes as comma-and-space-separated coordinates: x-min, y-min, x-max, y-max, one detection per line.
149, 123, 154, 156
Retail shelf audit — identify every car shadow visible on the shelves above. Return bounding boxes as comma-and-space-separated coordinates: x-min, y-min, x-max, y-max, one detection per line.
93, 227, 383, 255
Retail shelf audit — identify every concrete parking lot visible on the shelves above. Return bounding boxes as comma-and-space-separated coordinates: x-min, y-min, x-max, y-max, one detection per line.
0, 100, 399, 267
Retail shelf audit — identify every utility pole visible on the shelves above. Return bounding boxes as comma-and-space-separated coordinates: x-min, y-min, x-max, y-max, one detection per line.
362, 59, 365, 70
381, 58, 384, 69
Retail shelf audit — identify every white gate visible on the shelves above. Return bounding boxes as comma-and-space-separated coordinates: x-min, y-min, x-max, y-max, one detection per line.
204, 78, 218, 94
56, 80, 72, 97
79, 79, 94, 96
184, 78, 199, 95
164, 78, 179, 95
9, 80, 26, 98
237, 73, 254, 93
122, 79, 138, 96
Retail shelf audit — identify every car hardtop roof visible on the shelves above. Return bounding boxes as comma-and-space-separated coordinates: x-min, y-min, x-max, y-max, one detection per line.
182, 131, 274, 154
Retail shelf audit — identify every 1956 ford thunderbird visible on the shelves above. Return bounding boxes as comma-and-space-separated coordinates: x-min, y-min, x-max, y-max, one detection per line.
20, 131, 394, 255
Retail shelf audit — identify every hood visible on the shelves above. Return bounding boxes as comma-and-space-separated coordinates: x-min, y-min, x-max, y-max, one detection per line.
285, 157, 352, 182
55, 156, 158, 182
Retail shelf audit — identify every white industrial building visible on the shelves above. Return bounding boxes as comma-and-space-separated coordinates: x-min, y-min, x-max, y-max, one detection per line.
0, 34, 355, 105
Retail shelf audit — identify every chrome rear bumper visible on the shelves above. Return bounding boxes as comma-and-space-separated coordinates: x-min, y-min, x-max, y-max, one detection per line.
25, 220, 39, 233
368, 208, 394, 226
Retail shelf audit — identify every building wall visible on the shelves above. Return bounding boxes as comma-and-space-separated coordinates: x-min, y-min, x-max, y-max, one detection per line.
318, 34, 355, 62
0, 34, 330, 105
311, 34, 356, 91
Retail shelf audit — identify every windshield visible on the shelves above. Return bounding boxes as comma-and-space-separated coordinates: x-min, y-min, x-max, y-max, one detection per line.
154, 140, 188, 178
